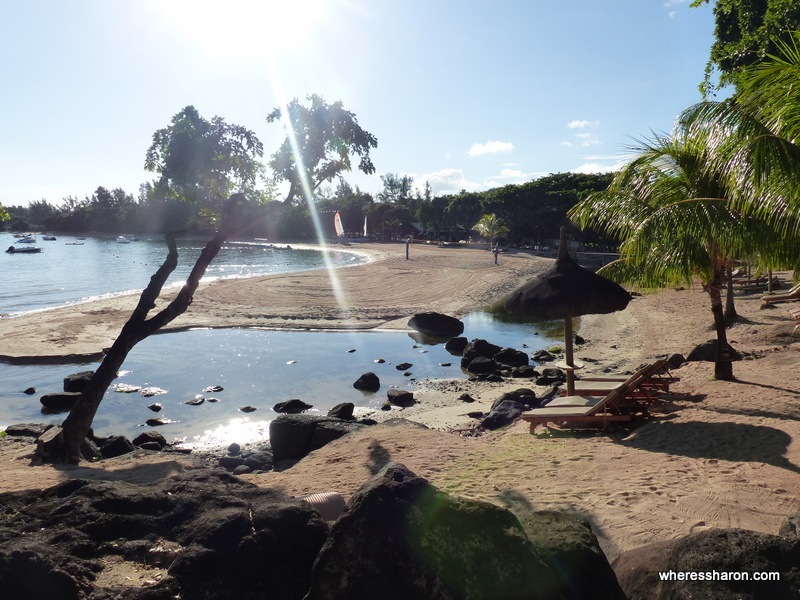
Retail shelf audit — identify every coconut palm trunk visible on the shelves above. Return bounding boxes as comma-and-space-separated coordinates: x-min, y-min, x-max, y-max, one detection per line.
704, 265, 735, 381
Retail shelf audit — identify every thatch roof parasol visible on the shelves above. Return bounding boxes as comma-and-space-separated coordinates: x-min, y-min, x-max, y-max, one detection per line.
504, 227, 631, 394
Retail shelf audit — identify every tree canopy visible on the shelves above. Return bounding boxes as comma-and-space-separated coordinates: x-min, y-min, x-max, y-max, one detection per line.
267, 95, 378, 205
693, 0, 800, 95
145, 106, 265, 210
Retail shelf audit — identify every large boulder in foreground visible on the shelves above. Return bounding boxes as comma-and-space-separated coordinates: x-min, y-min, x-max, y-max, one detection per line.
269, 414, 369, 463
613, 528, 800, 600
0, 470, 329, 600
517, 510, 626, 600
306, 462, 563, 599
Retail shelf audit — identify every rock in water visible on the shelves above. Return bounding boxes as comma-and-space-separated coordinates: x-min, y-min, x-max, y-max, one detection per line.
273, 399, 313, 414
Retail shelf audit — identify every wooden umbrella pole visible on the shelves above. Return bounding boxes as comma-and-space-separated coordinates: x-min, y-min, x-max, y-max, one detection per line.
564, 317, 575, 395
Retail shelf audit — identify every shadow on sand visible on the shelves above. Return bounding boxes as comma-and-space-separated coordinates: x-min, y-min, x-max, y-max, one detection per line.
618, 420, 800, 474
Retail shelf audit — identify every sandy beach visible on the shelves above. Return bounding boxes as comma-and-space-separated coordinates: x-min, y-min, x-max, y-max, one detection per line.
1, 241, 799, 564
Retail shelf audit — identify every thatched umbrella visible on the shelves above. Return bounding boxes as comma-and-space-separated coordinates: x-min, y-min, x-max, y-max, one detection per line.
504, 227, 631, 395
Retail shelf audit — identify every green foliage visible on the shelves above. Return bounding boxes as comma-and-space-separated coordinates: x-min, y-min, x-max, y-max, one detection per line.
145, 105, 264, 210
267, 95, 377, 205
692, 0, 800, 95
473, 214, 509, 242
0, 202, 12, 226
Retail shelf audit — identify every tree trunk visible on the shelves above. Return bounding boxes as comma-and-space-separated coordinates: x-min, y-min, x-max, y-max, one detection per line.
38, 194, 248, 464
724, 264, 738, 324
705, 268, 735, 381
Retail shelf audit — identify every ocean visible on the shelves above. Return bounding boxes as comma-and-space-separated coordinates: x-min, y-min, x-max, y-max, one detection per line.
0, 233, 555, 448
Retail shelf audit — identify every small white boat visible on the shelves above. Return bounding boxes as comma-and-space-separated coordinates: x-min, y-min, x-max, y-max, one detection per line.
6, 245, 42, 254
42, 234, 57, 241
16, 235, 37, 244
116, 235, 131, 244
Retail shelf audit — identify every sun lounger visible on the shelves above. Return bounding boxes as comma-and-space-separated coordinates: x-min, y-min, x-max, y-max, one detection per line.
522, 387, 633, 433
762, 282, 800, 305
576, 359, 677, 392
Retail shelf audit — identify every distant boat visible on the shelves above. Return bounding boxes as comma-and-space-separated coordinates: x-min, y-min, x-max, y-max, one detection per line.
42, 234, 57, 241
116, 234, 139, 244
333, 211, 369, 244
16, 235, 36, 244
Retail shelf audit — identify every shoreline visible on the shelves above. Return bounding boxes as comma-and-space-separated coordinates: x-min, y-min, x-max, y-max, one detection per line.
0, 242, 551, 363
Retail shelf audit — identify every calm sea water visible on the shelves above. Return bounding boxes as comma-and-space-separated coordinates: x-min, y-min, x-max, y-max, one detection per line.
0, 233, 555, 449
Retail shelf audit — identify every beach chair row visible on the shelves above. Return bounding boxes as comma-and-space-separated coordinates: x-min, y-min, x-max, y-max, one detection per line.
762, 281, 800, 306
522, 359, 677, 433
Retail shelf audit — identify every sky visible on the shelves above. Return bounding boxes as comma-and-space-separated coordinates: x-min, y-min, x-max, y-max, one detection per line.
0, 0, 718, 206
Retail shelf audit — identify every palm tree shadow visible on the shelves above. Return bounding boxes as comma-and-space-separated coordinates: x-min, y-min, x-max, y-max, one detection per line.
731, 377, 800, 395
618, 421, 800, 474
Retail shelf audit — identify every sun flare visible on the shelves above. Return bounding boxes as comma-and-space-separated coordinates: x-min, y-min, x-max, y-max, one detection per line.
152, 0, 327, 59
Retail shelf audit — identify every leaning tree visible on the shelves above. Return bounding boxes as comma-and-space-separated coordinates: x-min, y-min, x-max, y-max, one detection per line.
37, 195, 250, 464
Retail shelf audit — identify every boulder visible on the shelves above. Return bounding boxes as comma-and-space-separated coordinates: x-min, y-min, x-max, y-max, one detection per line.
327, 402, 355, 420
39, 392, 82, 412
464, 356, 499, 374
686, 339, 742, 362
512, 365, 540, 379
613, 528, 800, 600
132, 431, 167, 450
305, 463, 561, 599
62, 370, 94, 392
273, 399, 313, 414
518, 510, 625, 600
98, 435, 136, 459
407, 312, 464, 337
353, 372, 381, 392
491, 388, 540, 410
781, 512, 800, 539
460, 338, 503, 368
3, 423, 50, 438
481, 400, 525, 430
494, 347, 530, 368
0, 470, 329, 600
532, 349, 556, 362
444, 336, 469, 355
269, 414, 369, 463
387, 388, 415, 407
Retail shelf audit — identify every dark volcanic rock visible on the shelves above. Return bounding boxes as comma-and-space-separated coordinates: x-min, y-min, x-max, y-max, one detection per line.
614, 528, 800, 600
269, 414, 369, 463
353, 372, 381, 392
444, 336, 469, 355
327, 402, 355, 420
62, 370, 94, 393
494, 347, 530, 368
407, 312, 464, 337
387, 388, 415, 407
465, 356, 499, 374
132, 431, 167, 450
39, 392, 82, 412
274, 399, 313, 414
0, 470, 329, 600
98, 435, 136, 459
686, 339, 741, 363
460, 338, 503, 368
4, 423, 50, 438
518, 510, 626, 600
305, 462, 561, 600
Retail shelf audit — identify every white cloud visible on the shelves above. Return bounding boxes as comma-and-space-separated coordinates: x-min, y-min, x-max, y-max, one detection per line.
571, 162, 612, 175
467, 140, 514, 157
422, 168, 485, 195
568, 120, 592, 129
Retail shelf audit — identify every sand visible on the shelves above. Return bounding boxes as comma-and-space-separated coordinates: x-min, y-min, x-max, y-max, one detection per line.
1, 241, 799, 563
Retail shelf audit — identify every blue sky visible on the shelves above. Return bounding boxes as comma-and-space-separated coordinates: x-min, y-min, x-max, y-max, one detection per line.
1, 0, 717, 206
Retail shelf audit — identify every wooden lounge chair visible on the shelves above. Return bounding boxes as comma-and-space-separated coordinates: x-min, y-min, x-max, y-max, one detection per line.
576, 359, 677, 392
522, 387, 633, 433
762, 281, 800, 305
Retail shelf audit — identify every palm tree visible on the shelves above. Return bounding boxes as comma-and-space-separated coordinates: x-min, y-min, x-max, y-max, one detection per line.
569, 132, 798, 380
473, 213, 509, 248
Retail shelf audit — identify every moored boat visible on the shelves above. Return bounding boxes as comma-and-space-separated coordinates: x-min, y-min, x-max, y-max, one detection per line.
6, 245, 43, 254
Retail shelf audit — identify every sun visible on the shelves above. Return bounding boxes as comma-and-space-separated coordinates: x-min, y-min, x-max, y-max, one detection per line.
151, 0, 328, 60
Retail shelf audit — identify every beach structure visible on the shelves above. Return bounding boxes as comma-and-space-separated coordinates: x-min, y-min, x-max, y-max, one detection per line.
762, 281, 800, 305
504, 226, 632, 395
